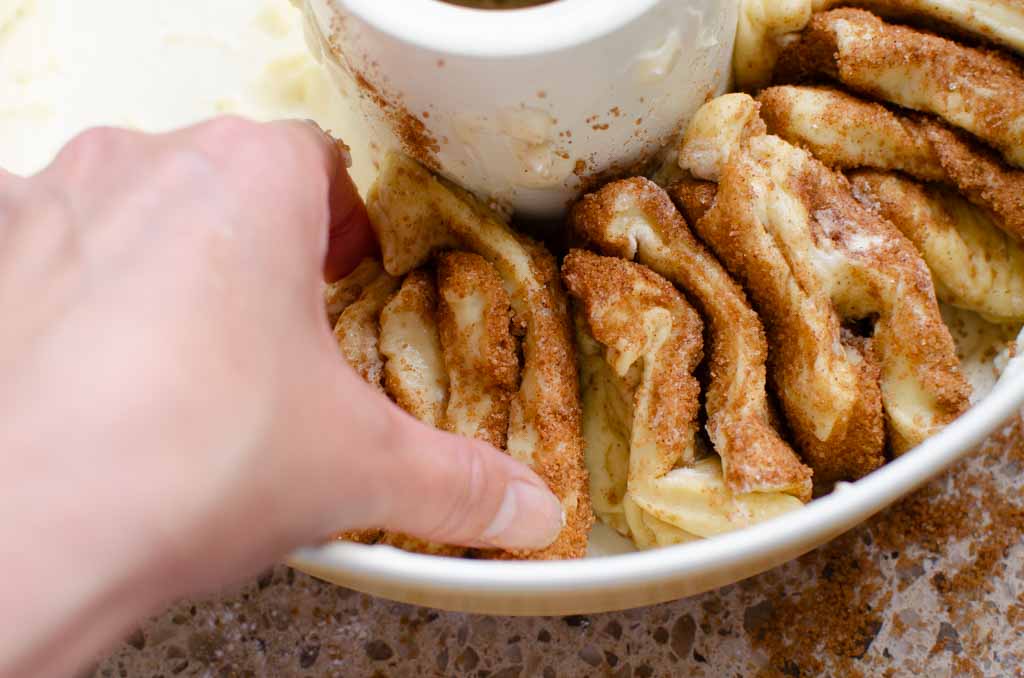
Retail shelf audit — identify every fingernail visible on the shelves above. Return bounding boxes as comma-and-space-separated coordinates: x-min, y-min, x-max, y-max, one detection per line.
480, 481, 563, 550
302, 118, 326, 133
301, 119, 353, 169
300, 118, 330, 144
336, 140, 353, 168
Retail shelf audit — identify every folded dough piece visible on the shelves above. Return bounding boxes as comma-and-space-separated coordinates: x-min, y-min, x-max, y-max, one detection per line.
326, 260, 401, 546
570, 175, 813, 500
758, 85, 945, 181
329, 255, 542, 558
775, 9, 1024, 169
735, 0, 1024, 90
666, 175, 719, 226
378, 270, 449, 426
563, 250, 803, 548
330, 262, 401, 390
572, 312, 634, 540
376, 271, 468, 557
849, 171, 1024, 324
436, 251, 518, 450
757, 85, 1024, 241
325, 258, 388, 327
367, 153, 592, 559
735, 0, 818, 92
822, 0, 1024, 55
679, 94, 970, 479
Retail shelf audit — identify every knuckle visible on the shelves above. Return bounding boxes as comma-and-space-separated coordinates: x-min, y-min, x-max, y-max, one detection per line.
152, 147, 217, 188
8, 182, 71, 228
149, 148, 235, 234
27, 184, 73, 224
61, 127, 125, 167
187, 117, 272, 192
0, 168, 23, 193
4, 183, 82, 263
193, 116, 260, 148
0, 174, 27, 224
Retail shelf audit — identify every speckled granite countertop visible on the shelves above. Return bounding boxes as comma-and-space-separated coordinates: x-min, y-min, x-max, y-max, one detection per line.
96, 418, 1024, 677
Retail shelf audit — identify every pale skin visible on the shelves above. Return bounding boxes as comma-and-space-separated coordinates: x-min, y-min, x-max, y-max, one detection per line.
0, 118, 562, 678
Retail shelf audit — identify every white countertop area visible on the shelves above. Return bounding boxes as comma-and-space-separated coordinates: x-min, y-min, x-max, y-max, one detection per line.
0, 0, 374, 188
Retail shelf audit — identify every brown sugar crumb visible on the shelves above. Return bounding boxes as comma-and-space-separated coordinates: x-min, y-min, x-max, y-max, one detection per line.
331, 528, 381, 545
436, 251, 518, 450
741, 415, 1024, 675
746, 531, 890, 675
570, 152, 663, 199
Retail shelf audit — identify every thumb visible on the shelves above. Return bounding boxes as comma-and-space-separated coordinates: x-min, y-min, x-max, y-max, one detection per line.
304, 367, 564, 552
372, 412, 565, 551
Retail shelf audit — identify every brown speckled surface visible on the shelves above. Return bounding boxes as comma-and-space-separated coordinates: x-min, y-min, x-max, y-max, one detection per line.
97, 419, 1024, 677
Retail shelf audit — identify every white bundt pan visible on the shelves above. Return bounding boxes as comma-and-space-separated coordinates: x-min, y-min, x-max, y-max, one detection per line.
289, 0, 1024, 614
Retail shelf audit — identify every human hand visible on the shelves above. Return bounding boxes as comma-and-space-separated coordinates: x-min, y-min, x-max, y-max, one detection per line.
0, 119, 561, 677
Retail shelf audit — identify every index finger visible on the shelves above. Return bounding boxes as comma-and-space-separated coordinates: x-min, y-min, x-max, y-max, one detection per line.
266, 121, 378, 283
324, 144, 378, 283
173, 118, 379, 283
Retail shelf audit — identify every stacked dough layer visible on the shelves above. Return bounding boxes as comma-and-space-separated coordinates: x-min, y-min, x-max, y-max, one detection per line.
327, 154, 592, 560
732, 3, 1024, 327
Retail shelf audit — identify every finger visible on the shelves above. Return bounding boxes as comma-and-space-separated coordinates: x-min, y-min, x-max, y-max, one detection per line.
0, 169, 32, 246
40, 127, 150, 183
373, 414, 564, 551
36, 127, 155, 210
0, 167, 27, 202
301, 365, 563, 552
265, 118, 340, 181
0, 167, 24, 183
264, 121, 378, 281
166, 117, 340, 245
324, 167, 378, 283
194, 118, 377, 281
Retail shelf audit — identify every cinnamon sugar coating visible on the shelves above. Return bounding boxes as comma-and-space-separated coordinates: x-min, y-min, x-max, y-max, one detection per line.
436, 251, 518, 450
734, 0, 1024, 90
775, 9, 1024, 168
331, 261, 401, 390
379, 270, 449, 426
365, 153, 591, 560
571, 176, 813, 500
680, 94, 969, 481
324, 258, 387, 328
758, 85, 1024, 241
563, 249, 705, 475
375, 271, 468, 558
666, 174, 719, 225
563, 250, 703, 547
849, 170, 1024, 324
563, 250, 803, 547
